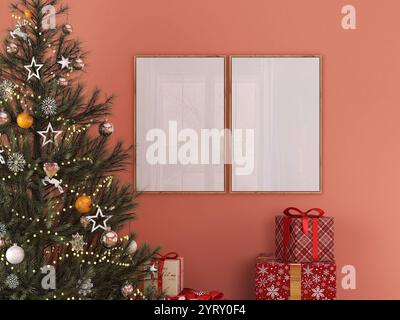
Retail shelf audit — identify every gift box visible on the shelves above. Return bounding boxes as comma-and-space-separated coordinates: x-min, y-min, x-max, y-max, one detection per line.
275, 207, 334, 263
144, 252, 184, 296
165, 288, 224, 300
255, 255, 336, 300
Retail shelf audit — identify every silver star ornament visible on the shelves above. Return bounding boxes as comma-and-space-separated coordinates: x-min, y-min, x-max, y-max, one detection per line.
24, 57, 43, 80
57, 56, 71, 70
86, 207, 112, 232
37, 122, 63, 146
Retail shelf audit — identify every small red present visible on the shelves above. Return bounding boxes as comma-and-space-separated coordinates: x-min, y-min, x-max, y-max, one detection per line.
166, 288, 224, 300
255, 255, 336, 300
275, 207, 335, 263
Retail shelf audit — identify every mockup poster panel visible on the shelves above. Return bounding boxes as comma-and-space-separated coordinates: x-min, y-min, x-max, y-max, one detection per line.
231, 57, 321, 192
135, 57, 225, 192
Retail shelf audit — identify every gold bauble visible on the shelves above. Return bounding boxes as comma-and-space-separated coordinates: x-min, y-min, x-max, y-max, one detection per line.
24, 9, 33, 19
17, 112, 33, 129
75, 195, 92, 214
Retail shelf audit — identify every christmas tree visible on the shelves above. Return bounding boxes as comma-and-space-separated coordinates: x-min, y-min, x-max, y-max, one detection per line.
0, 0, 157, 300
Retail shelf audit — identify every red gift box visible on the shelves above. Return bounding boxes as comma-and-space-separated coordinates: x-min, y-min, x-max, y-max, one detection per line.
255, 256, 336, 300
275, 207, 335, 263
165, 288, 224, 300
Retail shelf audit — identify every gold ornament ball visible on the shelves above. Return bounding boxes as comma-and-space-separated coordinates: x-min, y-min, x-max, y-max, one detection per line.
24, 9, 33, 19
6, 42, 18, 55
0, 110, 11, 126
73, 58, 85, 70
75, 195, 92, 214
17, 112, 33, 129
62, 24, 73, 35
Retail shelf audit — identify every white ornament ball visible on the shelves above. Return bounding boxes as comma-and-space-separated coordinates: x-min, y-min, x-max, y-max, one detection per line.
101, 229, 118, 248
6, 244, 25, 265
121, 283, 134, 298
127, 240, 138, 255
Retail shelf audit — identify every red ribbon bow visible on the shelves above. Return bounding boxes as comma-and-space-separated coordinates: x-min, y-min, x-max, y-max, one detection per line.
282, 207, 325, 262
151, 252, 180, 294
166, 288, 224, 300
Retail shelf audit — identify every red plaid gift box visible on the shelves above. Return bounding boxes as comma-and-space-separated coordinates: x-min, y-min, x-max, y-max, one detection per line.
275, 207, 334, 263
255, 256, 336, 300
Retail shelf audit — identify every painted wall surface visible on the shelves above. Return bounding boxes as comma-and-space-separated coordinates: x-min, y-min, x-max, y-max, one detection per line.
1, 0, 399, 299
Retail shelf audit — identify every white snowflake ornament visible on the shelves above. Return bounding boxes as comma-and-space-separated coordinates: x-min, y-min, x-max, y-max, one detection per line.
0, 222, 6, 238
40, 97, 57, 115
0, 80, 14, 100
5, 274, 19, 289
70, 233, 86, 252
78, 278, 93, 296
7, 153, 26, 173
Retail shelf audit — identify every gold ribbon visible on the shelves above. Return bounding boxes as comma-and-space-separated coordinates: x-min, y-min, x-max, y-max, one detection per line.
290, 264, 302, 300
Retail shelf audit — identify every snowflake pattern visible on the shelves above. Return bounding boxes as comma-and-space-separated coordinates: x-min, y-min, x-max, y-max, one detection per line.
0, 222, 6, 238
303, 278, 313, 288
258, 278, 268, 287
78, 278, 94, 296
312, 274, 321, 283
267, 274, 276, 282
256, 258, 336, 300
311, 286, 325, 300
258, 265, 268, 275
70, 233, 86, 252
5, 274, 19, 289
266, 285, 279, 299
303, 266, 313, 275
40, 97, 57, 115
7, 153, 26, 173
0, 80, 14, 100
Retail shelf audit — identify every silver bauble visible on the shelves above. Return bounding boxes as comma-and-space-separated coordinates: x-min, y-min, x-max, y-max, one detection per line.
6, 42, 18, 54
0, 110, 11, 126
73, 58, 85, 70
99, 121, 114, 137
62, 24, 73, 35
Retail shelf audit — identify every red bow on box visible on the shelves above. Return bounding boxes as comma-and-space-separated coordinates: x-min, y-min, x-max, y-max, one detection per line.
151, 252, 180, 294
283, 207, 325, 262
166, 288, 224, 301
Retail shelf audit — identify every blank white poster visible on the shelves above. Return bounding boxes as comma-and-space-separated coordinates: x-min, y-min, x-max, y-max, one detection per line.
135, 57, 225, 192
231, 57, 321, 192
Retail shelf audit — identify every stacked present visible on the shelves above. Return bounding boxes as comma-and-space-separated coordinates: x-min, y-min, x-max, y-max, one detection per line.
144, 252, 184, 296
256, 207, 336, 300
143, 252, 224, 300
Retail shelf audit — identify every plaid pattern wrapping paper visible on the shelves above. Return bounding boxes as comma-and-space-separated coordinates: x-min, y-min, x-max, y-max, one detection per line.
275, 208, 335, 263
255, 256, 336, 300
